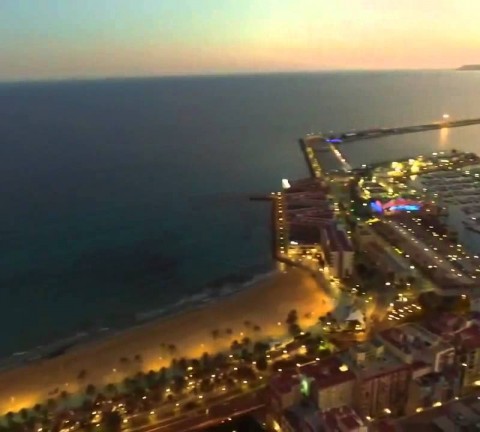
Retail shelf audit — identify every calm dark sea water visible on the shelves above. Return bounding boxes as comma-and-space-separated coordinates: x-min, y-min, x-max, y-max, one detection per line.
0, 71, 479, 355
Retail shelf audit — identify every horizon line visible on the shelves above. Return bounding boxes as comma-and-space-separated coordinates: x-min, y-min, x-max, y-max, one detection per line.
0, 67, 461, 86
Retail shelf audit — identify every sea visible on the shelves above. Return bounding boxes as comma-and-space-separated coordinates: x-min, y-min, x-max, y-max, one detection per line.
0, 70, 479, 357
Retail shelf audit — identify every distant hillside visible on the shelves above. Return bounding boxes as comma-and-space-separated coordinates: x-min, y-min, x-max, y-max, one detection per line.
458, 65, 480, 71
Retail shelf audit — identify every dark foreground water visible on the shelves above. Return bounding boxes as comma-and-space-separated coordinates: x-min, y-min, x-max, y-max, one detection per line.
0, 71, 479, 355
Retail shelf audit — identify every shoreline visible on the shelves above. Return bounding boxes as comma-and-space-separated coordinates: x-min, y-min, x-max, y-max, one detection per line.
0, 265, 276, 372
0, 267, 334, 414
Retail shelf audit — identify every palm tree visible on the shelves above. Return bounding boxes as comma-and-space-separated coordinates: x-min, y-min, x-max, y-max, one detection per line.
230, 340, 241, 351
101, 411, 122, 432
212, 352, 227, 368
211, 329, 220, 340
105, 383, 117, 396
243, 320, 252, 329
201, 352, 211, 368
134, 354, 143, 363
225, 328, 233, 336
5, 412, 14, 426
172, 376, 186, 394
158, 367, 167, 385
167, 344, 177, 356
82, 399, 93, 411
119, 357, 129, 366
177, 357, 188, 372
19, 408, 29, 422
191, 358, 201, 370
135, 371, 146, 386
253, 325, 261, 333
286, 309, 298, 326
255, 355, 268, 371
33, 404, 43, 416
60, 390, 69, 402
288, 323, 301, 337
85, 384, 96, 397
146, 370, 157, 386
77, 369, 87, 381
240, 348, 252, 363
123, 377, 135, 392
241, 336, 251, 347
46, 398, 57, 412
253, 341, 269, 355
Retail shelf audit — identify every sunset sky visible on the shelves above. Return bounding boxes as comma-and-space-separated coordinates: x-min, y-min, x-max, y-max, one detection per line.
1, 0, 480, 81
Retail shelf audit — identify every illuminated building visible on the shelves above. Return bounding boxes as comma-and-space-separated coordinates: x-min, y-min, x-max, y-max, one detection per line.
300, 356, 356, 411
370, 197, 423, 214
451, 324, 480, 389
340, 338, 411, 418
378, 324, 455, 373
320, 406, 368, 432
320, 225, 354, 279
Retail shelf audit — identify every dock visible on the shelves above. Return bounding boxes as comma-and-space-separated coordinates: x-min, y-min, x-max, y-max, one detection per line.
315, 116, 480, 146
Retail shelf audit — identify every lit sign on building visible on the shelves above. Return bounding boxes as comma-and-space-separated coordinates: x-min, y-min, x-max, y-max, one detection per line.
370, 198, 422, 214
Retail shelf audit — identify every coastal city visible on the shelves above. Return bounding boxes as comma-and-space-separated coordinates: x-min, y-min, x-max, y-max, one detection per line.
3, 1, 480, 432
2, 118, 480, 432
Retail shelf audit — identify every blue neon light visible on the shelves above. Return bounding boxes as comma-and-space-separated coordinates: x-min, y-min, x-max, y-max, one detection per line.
389, 205, 421, 212
370, 201, 383, 213
326, 139, 343, 143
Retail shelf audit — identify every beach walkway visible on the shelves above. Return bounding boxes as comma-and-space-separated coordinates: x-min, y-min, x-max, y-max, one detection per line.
0, 268, 333, 414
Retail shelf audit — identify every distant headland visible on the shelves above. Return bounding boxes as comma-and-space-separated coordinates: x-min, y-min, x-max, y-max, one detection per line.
457, 65, 480, 71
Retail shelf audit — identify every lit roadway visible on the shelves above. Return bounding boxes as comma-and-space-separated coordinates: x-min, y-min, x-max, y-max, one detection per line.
124, 388, 265, 432
323, 116, 480, 144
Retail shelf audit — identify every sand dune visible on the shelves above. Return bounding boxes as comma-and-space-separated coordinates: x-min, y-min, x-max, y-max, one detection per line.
0, 268, 333, 414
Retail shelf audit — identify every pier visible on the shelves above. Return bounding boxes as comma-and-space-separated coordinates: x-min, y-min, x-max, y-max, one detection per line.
314, 116, 480, 145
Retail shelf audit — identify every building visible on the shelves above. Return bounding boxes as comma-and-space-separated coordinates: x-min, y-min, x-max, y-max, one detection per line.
284, 178, 334, 251
283, 177, 353, 279
320, 406, 368, 432
320, 225, 354, 279
359, 179, 390, 200
378, 324, 455, 373
408, 166, 480, 255
279, 400, 321, 432
396, 397, 480, 432
423, 313, 469, 341
268, 371, 304, 416
451, 323, 480, 389
300, 356, 356, 411
267, 356, 357, 431
406, 371, 460, 415
278, 404, 368, 432
340, 337, 411, 418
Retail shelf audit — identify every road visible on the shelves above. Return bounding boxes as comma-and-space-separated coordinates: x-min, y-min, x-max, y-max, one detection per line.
124, 389, 265, 432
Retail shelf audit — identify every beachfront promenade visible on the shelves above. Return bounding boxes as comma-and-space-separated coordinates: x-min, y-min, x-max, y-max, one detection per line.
0, 268, 333, 415
316, 116, 480, 145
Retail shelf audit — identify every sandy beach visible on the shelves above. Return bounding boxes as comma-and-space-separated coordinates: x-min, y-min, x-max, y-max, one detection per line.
0, 268, 333, 414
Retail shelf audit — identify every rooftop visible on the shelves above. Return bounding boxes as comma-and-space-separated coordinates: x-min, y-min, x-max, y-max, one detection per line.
270, 370, 301, 396
321, 406, 367, 432
283, 400, 321, 431
341, 337, 409, 380
321, 225, 353, 253
424, 313, 468, 339
454, 324, 480, 352
396, 396, 480, 432
379, 323, 454, 361
299, 355, 356, 390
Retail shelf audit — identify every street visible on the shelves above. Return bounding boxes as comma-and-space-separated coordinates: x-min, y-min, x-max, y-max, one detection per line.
124, 389, 265, 432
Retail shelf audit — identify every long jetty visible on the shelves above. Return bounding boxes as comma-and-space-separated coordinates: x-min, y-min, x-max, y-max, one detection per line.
319, 117, 480, 144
